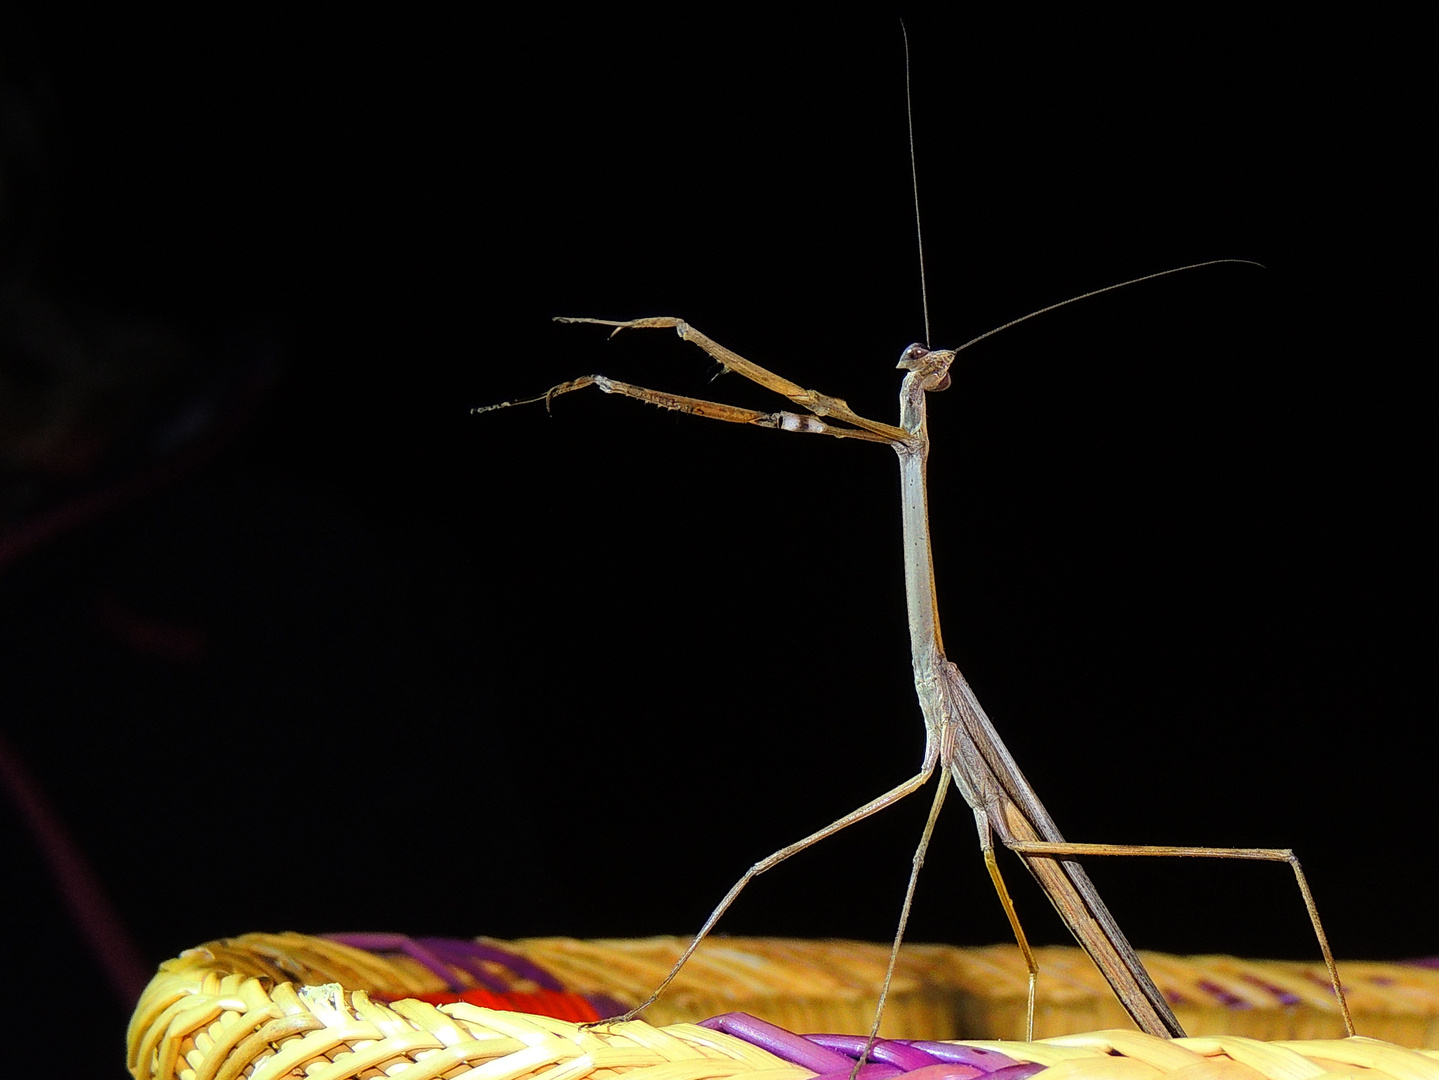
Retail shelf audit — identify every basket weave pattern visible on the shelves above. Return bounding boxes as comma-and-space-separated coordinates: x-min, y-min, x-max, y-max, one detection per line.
500, 939, 1439, 1046
127, 934, 1439, 1080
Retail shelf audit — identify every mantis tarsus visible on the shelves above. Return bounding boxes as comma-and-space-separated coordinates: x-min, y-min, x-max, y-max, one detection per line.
477, 287, 1354, 1042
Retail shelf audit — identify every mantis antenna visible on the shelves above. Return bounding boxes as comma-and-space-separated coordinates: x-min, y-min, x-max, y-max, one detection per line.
902, 21, 930, 348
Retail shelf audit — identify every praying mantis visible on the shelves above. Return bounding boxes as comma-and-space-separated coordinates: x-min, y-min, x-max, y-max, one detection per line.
477, 26, 1356, 1046
480, 292, 1354, 1042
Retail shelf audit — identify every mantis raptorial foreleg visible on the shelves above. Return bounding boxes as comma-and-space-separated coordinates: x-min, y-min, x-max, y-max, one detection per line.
480, 311, 1354, 1042
552, 317, 912, 441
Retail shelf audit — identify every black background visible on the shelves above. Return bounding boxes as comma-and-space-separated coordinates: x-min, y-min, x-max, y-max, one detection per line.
1, 7, 1430, 1073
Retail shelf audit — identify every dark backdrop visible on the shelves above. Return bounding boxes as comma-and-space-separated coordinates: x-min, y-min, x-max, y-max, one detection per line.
0, 8, 1429, 1074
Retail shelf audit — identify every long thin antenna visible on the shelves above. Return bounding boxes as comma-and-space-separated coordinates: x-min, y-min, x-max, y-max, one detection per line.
901, 22, 930, 347
956, 259, 1265, 355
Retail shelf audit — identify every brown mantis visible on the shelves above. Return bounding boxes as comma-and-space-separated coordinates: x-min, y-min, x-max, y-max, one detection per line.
479, 289, 1353, 1043
476, 35, 1355, 1046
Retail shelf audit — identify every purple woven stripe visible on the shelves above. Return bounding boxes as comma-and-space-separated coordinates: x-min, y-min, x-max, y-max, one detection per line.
445, 939, 567, 992
327, 933, 463, 989
903, 1042, 1021, 1069
324, 933, 567, 993
412, 938, 510, 992
1236, 974, 1302, 1007
700, 1013, 1024, 1078
700, 1014, 853, 1074
807, 1033, 937, 1072
1196, 980, 1251, 1010
810, 1066, 987, 1080
895, 1067, 990, 1080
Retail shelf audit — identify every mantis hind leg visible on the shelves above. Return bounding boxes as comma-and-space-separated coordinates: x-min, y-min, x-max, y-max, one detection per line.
590, 763, 938, 1026
963, 795, 1039, 1041
982, 843, 1039, 1041
1005, 838, 1354, 1037
849, 769, 952, 1079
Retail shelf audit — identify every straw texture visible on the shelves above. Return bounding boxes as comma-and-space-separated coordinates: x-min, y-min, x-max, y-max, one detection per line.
500, 939, 1439, 1045
127, 934, 1439, 1080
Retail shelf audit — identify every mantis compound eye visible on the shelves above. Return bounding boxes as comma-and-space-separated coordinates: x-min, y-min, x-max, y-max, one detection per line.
896, 342, 930, 369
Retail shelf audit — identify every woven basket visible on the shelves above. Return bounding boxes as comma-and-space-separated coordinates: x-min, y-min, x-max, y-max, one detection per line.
496, 938, 1439, 1046
127, 934, 1439, 1080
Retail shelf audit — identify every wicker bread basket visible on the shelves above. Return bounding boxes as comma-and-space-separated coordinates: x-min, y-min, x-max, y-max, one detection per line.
127, 934, 1439, 1080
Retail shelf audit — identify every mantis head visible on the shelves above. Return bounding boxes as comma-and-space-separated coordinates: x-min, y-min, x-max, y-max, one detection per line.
896, 343, 955, 393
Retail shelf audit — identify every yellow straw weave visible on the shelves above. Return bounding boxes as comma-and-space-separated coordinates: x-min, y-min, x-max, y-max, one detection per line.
501, 939, 1439, 1046
127, 934, 1439, 1080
